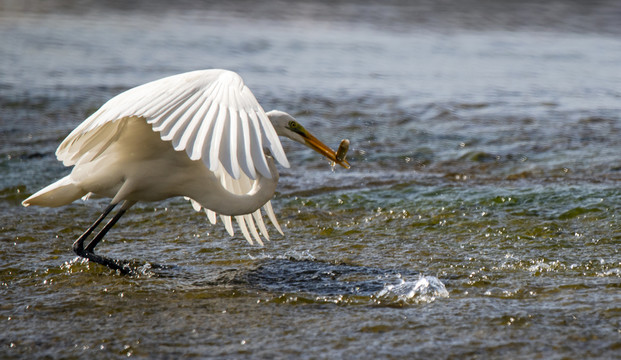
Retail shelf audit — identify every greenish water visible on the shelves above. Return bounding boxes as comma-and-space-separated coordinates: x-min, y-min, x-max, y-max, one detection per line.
1, 1, 620, 359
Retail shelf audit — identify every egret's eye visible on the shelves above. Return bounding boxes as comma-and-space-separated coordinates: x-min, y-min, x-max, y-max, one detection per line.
288, 121, 297, 129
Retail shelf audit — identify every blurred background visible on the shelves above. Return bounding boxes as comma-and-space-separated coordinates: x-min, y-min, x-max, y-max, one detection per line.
1, 1, 619, 359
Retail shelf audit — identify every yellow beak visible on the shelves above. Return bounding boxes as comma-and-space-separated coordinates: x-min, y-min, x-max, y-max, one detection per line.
302, 132, 351, 169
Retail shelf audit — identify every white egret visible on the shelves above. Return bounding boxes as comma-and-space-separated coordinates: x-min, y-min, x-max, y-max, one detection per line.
22, 69, 350, 274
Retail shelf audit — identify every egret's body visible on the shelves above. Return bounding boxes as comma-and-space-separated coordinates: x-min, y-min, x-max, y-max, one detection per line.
23, 69, 349, 274
29, 116, 278, 214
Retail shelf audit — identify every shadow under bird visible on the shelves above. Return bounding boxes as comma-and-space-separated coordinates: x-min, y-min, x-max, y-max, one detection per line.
22, 69, 351, 274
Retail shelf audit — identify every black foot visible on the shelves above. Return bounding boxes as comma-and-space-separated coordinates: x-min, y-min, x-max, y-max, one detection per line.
73, 242, 134, 275
71, 200, 138, 275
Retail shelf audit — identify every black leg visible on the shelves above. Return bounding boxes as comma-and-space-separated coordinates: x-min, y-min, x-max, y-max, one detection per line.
72, 203, 117, 254
85, 203, 131, 253
72, 201, 136, 275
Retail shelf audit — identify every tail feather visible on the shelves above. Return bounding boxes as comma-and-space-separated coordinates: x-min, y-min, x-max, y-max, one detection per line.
22, 176, 85, 207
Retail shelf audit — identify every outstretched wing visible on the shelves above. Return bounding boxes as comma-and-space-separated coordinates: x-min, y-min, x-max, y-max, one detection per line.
56, 69, 289, 179
55, 69, 290, 242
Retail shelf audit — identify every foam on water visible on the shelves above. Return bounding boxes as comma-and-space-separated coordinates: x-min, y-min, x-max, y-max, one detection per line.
248, 249, 317, 262
375, 275, 449, 304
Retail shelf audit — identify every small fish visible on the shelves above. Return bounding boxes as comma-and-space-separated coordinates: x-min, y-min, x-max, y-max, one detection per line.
336, 139, 350, 162
330, 139, 351, 171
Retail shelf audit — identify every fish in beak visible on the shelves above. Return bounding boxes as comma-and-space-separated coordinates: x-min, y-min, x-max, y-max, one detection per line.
301, 131, 351, 169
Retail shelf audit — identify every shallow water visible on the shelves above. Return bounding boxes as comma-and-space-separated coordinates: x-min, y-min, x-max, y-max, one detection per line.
1, 1, 620, 359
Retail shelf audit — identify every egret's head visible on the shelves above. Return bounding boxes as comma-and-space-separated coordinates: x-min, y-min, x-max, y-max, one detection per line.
267, 110, 350, 169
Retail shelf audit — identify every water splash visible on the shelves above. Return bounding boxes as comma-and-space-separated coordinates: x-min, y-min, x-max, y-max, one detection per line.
248, 249, 316, 261
375, 275, 449, 304
279, 250, 317, 261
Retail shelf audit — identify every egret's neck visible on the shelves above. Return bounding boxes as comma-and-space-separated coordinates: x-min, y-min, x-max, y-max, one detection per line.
200, 157, 279, 216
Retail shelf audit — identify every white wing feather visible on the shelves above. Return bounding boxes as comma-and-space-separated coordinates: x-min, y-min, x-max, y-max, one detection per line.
56, 69, 290, 179
184, 160, 284, 245
56, 69, 289, 243
197, 202, 281, 245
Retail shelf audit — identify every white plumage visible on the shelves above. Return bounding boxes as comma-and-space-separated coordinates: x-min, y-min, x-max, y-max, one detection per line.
23, 69, 350, 265
57, 69, 288, 180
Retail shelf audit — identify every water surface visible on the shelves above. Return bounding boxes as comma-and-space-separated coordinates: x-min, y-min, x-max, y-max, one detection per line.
1, 1, 620, 359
